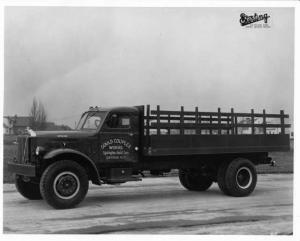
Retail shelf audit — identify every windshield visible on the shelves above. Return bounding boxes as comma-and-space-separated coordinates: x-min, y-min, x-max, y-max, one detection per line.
76, 111, 107, 131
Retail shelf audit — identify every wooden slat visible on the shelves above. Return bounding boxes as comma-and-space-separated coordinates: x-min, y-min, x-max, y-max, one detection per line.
234, 115, 238, 134
180, 106, 184, 135
157, 105, 160, 135
251, 109, 255, 134
196, 107, 200, 134
280, 110, 285, 134
148, 116, 230, 121
147, 122, 291, 129
209, 114, 212, 134
218, 108, 221, 134
263, 109, 266, 135
231, 108, 234, 135
237, 124, 290, 128
167, 114, 170, 134
151, 110, 289, 118
150, 123, 233, 129
146, 105, 150, 137
227, 116, 230, 134
146, 105, 150, 147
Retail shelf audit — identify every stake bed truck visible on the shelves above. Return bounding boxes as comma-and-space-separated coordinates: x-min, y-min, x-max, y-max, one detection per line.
8, 105, 290, 209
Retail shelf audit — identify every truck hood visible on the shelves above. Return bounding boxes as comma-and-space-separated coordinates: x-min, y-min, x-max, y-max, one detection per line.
31, 130, 96, 138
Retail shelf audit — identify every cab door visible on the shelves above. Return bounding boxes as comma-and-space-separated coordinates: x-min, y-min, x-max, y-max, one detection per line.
99, 112, 140, 163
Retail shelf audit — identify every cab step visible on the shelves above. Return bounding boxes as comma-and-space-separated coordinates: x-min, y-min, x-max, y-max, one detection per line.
102, 168, 142, 184
105, 176, 142, 184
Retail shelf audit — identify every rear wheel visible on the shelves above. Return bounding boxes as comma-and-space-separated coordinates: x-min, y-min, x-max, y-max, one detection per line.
179, 169, 213, 191
15, 175, 42, 200
225, 158, 257, 197
40, 160, 89, 209
217, 161, 230, 195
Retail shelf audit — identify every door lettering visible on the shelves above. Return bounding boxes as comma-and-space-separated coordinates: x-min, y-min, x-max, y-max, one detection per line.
101, 138, 132, 160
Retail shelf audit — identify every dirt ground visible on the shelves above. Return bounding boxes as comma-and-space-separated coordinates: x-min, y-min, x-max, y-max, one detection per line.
3, 173, 293, 234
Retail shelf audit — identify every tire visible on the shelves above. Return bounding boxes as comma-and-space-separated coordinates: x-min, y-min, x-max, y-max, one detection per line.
225, 158, 257, 197
217, 161, 230, 195
40, 160, 89, 209
15, 175, 42, 200
179, 169, 213, 191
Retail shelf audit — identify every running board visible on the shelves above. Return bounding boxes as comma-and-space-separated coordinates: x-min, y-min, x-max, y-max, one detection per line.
104, 176, 142, 184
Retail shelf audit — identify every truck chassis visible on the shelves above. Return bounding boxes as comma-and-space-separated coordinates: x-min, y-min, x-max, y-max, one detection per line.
8, 105, 290, 209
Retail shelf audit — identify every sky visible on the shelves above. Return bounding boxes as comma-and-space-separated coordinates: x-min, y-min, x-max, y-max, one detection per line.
4, 7, 294, 129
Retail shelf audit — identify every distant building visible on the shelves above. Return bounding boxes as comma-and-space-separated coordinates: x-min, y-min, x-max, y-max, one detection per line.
3, 115, 72, 135
3, 115, 33, 135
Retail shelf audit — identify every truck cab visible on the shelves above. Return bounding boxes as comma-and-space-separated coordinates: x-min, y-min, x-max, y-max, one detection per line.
76, 106, 142, 183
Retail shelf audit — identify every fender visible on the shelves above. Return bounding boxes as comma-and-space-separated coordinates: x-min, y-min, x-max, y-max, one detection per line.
43, 148, 101, 184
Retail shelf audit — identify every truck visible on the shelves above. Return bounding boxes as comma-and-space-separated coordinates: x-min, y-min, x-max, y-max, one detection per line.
8, 105, 291, 209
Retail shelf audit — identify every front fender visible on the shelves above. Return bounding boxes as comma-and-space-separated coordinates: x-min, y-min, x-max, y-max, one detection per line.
43, 148, 101, 184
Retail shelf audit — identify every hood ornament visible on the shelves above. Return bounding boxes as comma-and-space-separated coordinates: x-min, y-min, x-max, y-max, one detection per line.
26, 127, 36, 137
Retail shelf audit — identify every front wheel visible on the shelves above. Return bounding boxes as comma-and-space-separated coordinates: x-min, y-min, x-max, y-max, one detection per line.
179, 169, 213, 191
15, 175, 42, 200
40, 160, 89, 209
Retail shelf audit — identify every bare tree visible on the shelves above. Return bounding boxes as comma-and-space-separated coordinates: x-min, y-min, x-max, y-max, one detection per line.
29, 98, 47, 130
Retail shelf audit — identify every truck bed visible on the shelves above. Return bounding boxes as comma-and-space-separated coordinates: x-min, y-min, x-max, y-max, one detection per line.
141, 105, 291, 156
144, 134, 290, 156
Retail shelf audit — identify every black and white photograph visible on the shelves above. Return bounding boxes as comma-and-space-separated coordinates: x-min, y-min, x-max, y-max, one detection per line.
1, 2, 298, 237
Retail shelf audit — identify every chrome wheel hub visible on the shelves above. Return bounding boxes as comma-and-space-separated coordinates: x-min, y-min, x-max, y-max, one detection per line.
53, 171, 80, 199
236, 167, 252, 189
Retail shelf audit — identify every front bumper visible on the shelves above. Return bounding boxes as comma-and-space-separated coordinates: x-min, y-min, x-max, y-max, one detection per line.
7, 162, 36, 177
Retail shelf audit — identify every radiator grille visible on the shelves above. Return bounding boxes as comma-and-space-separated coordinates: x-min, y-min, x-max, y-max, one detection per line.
16, 136, 29, 164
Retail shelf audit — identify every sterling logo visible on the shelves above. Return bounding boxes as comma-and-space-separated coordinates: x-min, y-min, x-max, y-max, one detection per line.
240, 13, 270, 26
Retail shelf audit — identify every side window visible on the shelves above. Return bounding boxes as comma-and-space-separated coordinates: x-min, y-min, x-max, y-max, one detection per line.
120, 116, 130, 128
107, 114, 131, 129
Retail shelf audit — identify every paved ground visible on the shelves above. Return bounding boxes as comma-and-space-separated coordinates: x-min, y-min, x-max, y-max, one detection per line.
3, 174, 293, 234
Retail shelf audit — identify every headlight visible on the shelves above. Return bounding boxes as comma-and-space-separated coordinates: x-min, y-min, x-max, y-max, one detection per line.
35, 146, 45, 156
